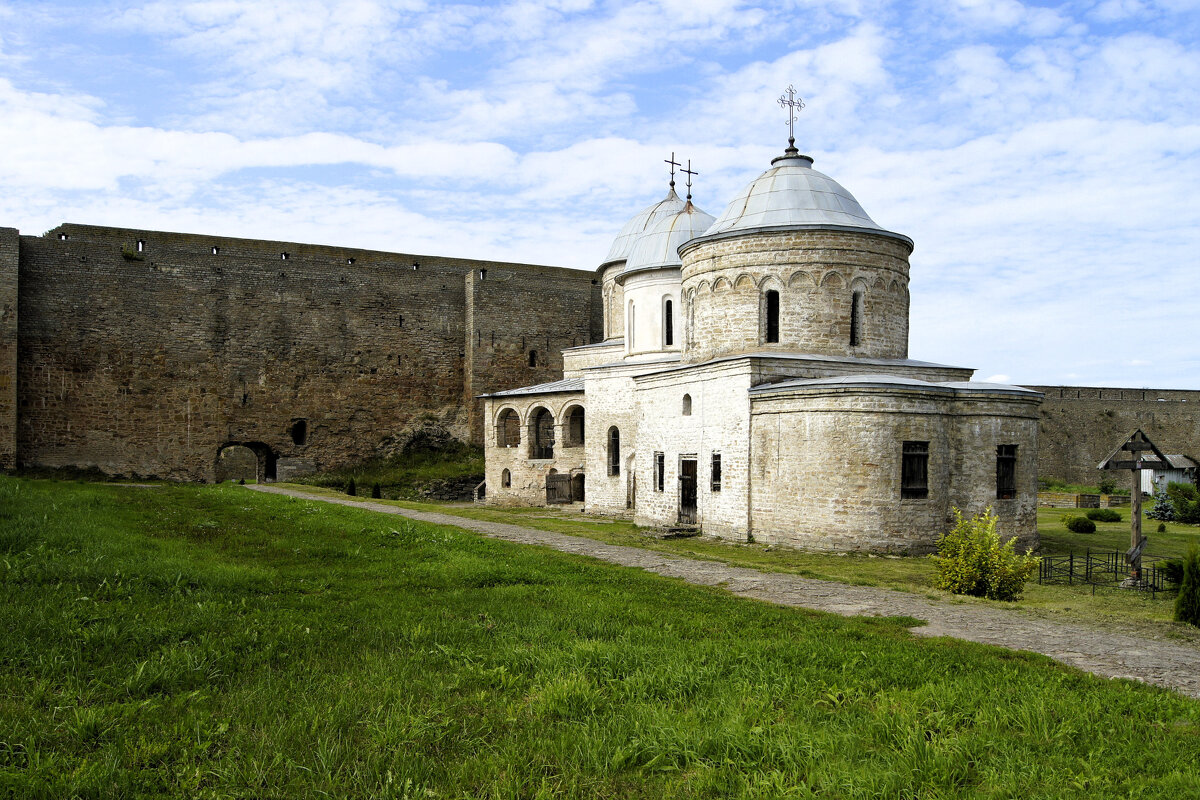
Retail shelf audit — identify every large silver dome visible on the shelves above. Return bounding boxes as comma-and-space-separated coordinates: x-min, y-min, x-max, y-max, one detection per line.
601, 187, 687, 267
702, 151, 893, 237
619, 201, 716, 279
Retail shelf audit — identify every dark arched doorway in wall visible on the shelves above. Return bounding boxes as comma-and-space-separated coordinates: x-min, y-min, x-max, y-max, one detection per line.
215, 441, 277, 482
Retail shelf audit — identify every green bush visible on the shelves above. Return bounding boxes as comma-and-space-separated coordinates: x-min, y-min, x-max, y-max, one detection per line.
1098, 477, 1117, 495
1063, 515, 1096, 533
1166, 482, 1200, 524
1158, 522, 1167, 533
931, 507, 1038, 601
1175, 546, 1200, 627
1085, 508, 1121, 522
1157, 558, 1184, 586
346, 478, 357, 497
371, 483, 382, 499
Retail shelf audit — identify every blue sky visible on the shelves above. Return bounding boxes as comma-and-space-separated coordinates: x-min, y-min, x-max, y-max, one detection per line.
2, 0, 1198, 387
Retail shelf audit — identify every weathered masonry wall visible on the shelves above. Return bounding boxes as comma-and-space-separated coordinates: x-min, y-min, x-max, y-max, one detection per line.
15, 223, 598, 480
1031, 385, 1200, 486
465, 268, 601, 443
0, 228, 18, 469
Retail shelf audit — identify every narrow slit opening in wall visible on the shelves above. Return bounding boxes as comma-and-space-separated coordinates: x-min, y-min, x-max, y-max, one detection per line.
211, 246, 219, 255
850, 291, 862, 347
137, 239, 145, 253
281, 252, 289, 260
528, 350, 538, 367
766, 290, 780, 343
347, 257, 355, 264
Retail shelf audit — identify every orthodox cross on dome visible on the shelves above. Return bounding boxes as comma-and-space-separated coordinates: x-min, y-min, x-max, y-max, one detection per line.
665, 152, 680, 189
778, 84, 805, 150
682, 159, 697, 201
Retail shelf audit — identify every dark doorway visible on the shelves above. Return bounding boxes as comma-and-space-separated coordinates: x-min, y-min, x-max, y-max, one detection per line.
679, 457, 697, 524
571, 473, 585, 502
215, 441, 277, 483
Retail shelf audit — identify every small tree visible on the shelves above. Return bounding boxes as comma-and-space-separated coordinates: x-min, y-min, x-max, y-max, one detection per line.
346, 477, 357, 496
1175, 546, 1200, 627
931, 507, 1038, 601
1146, 492, 1175, 522
371, 483, 382, 499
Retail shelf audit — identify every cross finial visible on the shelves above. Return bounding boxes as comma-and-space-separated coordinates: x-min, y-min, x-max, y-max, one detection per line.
665, 152, 680, 189
681, 159, 697, 202
778, 84, 804, 150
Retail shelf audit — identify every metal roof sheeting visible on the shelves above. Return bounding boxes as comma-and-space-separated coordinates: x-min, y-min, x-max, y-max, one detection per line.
481, 377, 585, 398
749, 374, 1043, 397
701, 152, 902, 240
619, 202, 715, 279
601, 188, 686, 267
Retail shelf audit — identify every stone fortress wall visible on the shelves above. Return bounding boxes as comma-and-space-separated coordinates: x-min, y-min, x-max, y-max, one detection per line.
4, 223, 600, 481
1029, 385, 1200, 486
2, 221, 1197, 486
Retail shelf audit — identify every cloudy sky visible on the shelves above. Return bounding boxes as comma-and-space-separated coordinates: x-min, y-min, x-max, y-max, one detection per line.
2, 0, 1198, 387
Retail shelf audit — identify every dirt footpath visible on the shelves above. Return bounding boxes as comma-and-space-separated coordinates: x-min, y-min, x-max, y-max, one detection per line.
250, 485, 1200, 700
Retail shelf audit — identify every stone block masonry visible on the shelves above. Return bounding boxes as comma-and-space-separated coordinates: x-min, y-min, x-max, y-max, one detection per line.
0, 228, 18, 469
1030, 385, 1200, 486
12, 223, 600, 481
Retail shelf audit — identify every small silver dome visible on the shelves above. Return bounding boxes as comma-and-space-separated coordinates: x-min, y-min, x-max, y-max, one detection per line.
702, 152, 891, 237
601, 187, 687, 267
619, 202, 716, 280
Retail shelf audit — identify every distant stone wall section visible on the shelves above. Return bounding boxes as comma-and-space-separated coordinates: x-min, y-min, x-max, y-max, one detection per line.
14, 223, 599, 480
1030, 385, 1200, 486
0, 228, 17, 469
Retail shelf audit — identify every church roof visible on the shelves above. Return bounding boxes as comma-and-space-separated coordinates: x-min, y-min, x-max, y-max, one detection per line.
480, 377, 584, 398
618, 201, 715, 280
688, 150, 912, 250
750, 374, 1042, 397
600, 187, 687, 268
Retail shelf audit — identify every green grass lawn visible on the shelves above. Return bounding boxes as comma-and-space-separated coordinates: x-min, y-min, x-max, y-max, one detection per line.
2, 476, 1199, 798
277, 485, 1200, 641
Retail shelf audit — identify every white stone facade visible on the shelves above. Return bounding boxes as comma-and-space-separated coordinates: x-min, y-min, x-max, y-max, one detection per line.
482, 145, 1041, 552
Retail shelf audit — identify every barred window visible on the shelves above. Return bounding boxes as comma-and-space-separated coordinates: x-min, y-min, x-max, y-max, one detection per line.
654, 452, 665, 492
997, 444, 1017, 500
901, 441, 929, 499
711, 453, 722, 492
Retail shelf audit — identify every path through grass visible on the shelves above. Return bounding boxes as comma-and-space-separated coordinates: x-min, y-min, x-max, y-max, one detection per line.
2, 476, 1198, 798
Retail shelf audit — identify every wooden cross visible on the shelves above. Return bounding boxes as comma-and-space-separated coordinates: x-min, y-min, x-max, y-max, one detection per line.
1098, 429, 1169, 584
681, 159, 697, 202
664, 152, 680, 189
778, 84, 805, 147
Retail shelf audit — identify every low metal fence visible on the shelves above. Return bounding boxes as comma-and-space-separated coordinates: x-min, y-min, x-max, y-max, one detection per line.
1037, 550, 1179, 598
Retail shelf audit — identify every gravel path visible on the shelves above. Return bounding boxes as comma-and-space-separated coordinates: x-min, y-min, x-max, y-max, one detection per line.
249, 485, 1200, 699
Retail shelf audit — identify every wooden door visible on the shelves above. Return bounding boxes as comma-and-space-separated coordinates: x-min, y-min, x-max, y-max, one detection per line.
679, 458, 697, 524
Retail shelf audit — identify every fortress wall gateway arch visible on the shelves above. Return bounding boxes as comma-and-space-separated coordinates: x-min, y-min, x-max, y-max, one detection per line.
4, 224, 600, 481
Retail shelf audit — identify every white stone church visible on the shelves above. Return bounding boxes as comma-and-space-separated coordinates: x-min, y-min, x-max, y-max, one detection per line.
481, 135, 1041, 553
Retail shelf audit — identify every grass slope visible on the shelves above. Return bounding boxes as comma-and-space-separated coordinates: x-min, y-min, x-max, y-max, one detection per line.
2, 476, 1198, 799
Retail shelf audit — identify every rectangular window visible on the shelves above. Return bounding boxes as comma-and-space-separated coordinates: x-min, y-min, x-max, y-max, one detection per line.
996, 444, 1017, 499
901, 441, 929, 499
711, 453, 722, 492
654, 452, 665, 492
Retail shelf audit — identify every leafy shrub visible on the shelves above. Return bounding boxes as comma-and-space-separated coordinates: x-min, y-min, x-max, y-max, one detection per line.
1157, 558, 1184, 586
931, 507, 1038, 601
1063, 515, 1096, 533
1085, 508, 1121, 522
1098, 477, 1117, 495
1167, 482, 1200, 524
1175, 546, 1200, 627
1157, 522, 1167, 533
